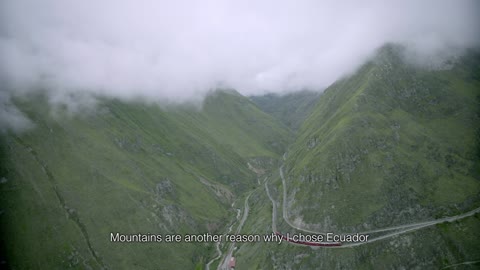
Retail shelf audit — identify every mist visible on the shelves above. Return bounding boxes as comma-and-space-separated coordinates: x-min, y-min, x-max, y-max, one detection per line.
1, 0, 479, 108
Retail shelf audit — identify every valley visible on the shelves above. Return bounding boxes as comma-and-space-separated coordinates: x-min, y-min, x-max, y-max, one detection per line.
1, 45, 479, 269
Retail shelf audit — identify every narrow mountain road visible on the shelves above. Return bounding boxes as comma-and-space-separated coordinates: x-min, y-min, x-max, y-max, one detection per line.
441, 260, 480, 269
216, 191, 253, 270
272, 162, 480, 248
206, 204, 240, 270
205, 239, 223, 270
265, 180, 278, 232
209, 177, 269, 270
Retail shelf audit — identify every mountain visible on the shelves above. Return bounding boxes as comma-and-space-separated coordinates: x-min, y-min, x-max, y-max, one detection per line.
286, 45, 480, 230
250, 90, 321, 131
234, 45, 480, 269
0, 90, 291, 269
2, 44, 479, 270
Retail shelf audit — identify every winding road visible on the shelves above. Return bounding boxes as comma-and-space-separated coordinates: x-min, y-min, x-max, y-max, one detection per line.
276, 163, 480, 248
205, 238, 223, 270
206, 204, 242, 270
216, 190, 254, 270
265, 180, 278, 232
208, 157, 480, 269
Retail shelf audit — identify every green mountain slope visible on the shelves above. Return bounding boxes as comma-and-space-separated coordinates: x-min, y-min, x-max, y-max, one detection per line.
234, 45, 480, 269
250, 90, 320, 131
2, 45, 479, 270
0, 90, 291, 269
285, 45, 480, 230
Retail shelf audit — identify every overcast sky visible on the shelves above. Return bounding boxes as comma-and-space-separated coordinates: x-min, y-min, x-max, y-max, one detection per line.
1, 0, 479, 106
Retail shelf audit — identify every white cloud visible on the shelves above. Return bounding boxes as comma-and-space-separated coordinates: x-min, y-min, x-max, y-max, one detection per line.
0, 91, 34, 133
0, 0, 479, 103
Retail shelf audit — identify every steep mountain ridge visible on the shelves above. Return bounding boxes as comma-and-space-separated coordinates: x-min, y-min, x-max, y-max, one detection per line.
0, 90, 291, 269
284, 45, 480, 231
234, 45, 480, 269
1, 45, 479, 270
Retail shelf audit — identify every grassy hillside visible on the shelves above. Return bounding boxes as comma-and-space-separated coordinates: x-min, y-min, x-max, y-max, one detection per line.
250, 90, 321, 131
285, 45, 480, 230
233, 45, 480, 269
0, 90, 291, 269
2, 44, 479, 269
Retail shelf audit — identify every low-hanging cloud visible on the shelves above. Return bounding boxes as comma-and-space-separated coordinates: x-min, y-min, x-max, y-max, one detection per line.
0, 91, 34, 134
1, 0, 479, 105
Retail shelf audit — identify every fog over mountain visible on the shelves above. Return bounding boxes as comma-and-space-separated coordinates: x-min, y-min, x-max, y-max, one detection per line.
1, 2, 480, 269
1, 0, 479, 105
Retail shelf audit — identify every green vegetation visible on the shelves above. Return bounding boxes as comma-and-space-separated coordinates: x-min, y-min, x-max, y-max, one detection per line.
235, 45, 480, 269
285, 45, 480, 230
0, 90, 291, 269
1, 45, 479, 269
250, 90, 320, 131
